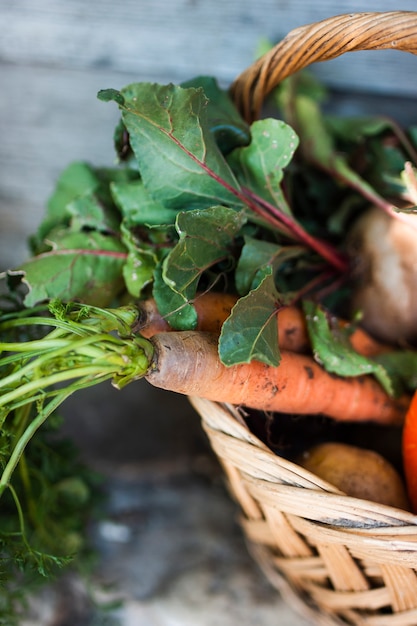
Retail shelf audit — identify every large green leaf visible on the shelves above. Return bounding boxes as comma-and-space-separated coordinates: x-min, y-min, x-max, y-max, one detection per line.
31, 163, 137, 254
218, 268, 280, 366
99, 83, 242, 210
153, 206, 246, 329
228, 118, 299, 214
17, 230, 127, 307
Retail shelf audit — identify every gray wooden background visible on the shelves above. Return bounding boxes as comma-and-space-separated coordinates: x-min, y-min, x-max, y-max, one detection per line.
1, 1, 417, 269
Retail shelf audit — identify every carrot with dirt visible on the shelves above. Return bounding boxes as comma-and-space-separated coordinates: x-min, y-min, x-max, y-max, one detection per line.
137, 293, 390, 357
146, 331, 408, 424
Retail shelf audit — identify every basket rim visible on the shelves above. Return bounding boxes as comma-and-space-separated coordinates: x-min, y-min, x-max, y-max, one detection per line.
189, 396, 417, 530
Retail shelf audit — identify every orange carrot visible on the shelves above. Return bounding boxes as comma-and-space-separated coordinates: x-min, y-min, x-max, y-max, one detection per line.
347, 327, 389, 357
136, 292, 239, 337
402, 390, 417, 513
137, 293, 389, 356
146, 331, 408, 425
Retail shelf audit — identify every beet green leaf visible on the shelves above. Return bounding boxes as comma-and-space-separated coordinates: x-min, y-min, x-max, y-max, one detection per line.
16, 230, 127, 307
153, 206, 246, 329
303, 300, 395, 396
180, 75, 251, 154
228, 118, 299, 215
218, 268, 280, 366
99, 83, 243, 211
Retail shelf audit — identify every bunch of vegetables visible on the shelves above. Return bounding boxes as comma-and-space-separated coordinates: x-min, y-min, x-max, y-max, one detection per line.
2, 69, 417, 616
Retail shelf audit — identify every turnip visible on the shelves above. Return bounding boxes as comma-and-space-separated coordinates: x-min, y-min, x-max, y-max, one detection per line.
348, 206, 417, 345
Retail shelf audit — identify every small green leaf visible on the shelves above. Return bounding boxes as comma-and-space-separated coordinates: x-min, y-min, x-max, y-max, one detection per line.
152, 263, 198, 329
111, 180, 178, 226
325, 115, 392, 143
120, 221, 161, 298
31, 162, 101, 250
235, 235, 304, 295
67, 192, 120, 233
236, 237, 281, 294
180, 75, 251, 154
373, 351, 417, 393
97, 88, 125, 106
164, 205, 246, 294
219, 268, 280, 366
303, 301, 395, 396
229, 118, 298, 213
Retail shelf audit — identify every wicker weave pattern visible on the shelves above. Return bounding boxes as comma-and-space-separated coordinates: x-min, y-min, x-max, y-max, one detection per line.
190, 396, 417, 625
230, 11, 417, 122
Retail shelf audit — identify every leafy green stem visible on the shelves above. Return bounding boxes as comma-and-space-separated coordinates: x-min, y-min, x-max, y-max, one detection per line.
0, 392, 75, 499
7, 483, 30, 545
0, 333, 123, 392
0, 311, 154, 501
0, 366, 117, 409
18, 448, 39, 530
12, 403, 33, 451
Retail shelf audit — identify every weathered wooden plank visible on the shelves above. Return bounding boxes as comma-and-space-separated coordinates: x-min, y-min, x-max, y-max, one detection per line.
0, 65, 126, 268
1, 0, 417, 93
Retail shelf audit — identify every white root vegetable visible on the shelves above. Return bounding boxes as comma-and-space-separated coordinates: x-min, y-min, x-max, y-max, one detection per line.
348, 206, 417, 345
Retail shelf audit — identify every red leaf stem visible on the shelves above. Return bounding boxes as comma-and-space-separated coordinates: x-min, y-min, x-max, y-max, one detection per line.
165, 130, 348, 273
241, 187, 348, 273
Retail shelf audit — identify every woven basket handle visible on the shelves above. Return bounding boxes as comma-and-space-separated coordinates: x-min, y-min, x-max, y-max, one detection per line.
230, 11, 417, 122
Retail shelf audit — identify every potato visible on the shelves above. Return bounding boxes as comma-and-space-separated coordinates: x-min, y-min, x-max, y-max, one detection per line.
347, 206, 417, 344
297, 441, 410, 510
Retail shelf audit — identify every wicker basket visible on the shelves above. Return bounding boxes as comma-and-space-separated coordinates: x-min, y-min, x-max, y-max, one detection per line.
190, 12, 417, 626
